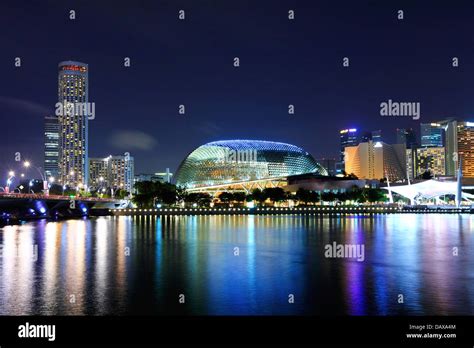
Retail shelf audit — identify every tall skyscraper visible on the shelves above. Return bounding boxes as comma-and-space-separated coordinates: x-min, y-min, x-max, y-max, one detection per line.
420, 123, 444, 147
396, 128, 417, 149
361, 130, 382, 143
340, 128, 359, 161
44, 115, 59, 180
438, 120, 474, 177
457, 122, 474, 177
371, 130, 382, 143
337, 128, 358, 173
57, 61, 89, 188
316, 158, 337, 176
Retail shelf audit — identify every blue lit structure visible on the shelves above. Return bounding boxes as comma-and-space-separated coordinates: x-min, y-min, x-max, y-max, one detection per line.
175, 140, 327, 189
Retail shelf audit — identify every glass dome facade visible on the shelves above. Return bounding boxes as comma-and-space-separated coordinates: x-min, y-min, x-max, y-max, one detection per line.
175, 140, 328, 188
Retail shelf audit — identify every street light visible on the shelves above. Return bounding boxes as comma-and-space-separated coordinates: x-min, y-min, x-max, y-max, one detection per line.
23, 161, 47, 195
6, 171, 15, 193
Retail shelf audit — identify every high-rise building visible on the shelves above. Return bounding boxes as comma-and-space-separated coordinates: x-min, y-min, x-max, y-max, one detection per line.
406, 148, 415, 181
415, 147, 446, 177
420, 123, 444, 147
44, 115, 59, 180
109, 155, 135, 193
89, 157, 109, 190
340, 128, 359, 160
89, 155, 135, 193
316, 158, 337, 176
344, 141, 406, 181
396, 128, 417, 149
438, 120, 474, 177
457, 122, 474, 177
57, 61, 89, 188
371, 130, 382, 143
337, 128, 359, 173
360, 130, 382, 143
440, 119, 458, 176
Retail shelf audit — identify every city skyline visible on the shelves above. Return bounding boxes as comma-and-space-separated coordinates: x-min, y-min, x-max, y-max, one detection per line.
1, 1, 474, 178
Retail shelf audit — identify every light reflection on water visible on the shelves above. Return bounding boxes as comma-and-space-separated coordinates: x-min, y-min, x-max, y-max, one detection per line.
0, 214, 473, 315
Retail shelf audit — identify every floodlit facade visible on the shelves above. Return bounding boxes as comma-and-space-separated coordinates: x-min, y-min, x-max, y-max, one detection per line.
44, 115, 59, 180
415, 147, 446, 177
89, 155, 135, 193
437, 120, 474, 177
175, 140, 327, 190
345, 141, 406, 181
57, 61, 89, 187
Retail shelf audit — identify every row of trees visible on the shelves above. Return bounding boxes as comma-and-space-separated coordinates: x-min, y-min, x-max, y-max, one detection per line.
131, 181, 388, 208
221, 187, 387, 205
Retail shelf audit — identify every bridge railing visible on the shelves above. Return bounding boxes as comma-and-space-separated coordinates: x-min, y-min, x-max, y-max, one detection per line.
0, 192, 119, 202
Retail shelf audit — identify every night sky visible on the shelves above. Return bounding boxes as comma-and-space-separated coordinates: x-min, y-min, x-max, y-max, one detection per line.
1, 0, 473, 177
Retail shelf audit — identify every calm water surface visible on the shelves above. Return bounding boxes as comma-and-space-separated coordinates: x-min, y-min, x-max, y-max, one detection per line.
0, 214, 473, 315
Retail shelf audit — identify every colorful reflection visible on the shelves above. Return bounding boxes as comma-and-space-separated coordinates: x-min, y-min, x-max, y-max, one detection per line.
0, 214, 473, 315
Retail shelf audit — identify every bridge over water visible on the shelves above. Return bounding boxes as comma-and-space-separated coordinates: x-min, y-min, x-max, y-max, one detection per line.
0, 193, 128, 222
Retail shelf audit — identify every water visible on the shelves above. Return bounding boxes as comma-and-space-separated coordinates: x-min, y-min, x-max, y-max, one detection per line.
0, 214, 473, 316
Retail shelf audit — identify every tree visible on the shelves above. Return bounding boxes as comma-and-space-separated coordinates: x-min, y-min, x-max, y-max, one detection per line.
364, 188, 387, 203
307, 191, 320, 204
321, 191, 336, 202
296, 188, 311, 205
251, 188, 266, 205
185, 192, 211, 207
176, 186, 187, 204
419, 170, 433, 180
218, 192, 233, 203
232, 192, 246, 203
263, 187, 287, 203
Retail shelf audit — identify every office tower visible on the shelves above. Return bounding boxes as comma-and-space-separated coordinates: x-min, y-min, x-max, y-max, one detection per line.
439, 120, 474, 177
89, 157, 109, 190
371, 130, 382, 143
109, 155, 135, 193
339, 128, 359, 160
457, 122, 474, 177
344, 141, 406, 181
396, 128, 417, 149
89, 155, 135, 193
420, 123, 444, 147
57, 61, 89, 188
360, 130, 382, 143
316, 158, 337, 176
415, 147, 446, 177
406, 148, 415, 181
337, 128, 359, 173
44, 115, 59, 180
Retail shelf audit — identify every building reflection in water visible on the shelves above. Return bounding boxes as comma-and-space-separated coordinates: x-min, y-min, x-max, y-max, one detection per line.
0, 214, 473, 315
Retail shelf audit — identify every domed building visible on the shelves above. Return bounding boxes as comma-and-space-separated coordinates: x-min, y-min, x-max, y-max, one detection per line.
175, 140, 327, 191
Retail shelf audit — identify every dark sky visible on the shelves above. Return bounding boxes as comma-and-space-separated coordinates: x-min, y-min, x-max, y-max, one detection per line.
1, 0, 473, 177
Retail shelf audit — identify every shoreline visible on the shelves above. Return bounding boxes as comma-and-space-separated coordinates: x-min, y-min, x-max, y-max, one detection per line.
109, 206, 472, 216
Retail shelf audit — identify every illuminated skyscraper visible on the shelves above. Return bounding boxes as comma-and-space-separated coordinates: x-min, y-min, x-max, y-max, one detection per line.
57, 61, 89, 187
89, 155, 135, 193
44, 115, 59, 180
337, 128, 358, 173
396, 128, 417, 149
420, 123, 444, 147
457, 122, 474, 177
439, 120, 474, 177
